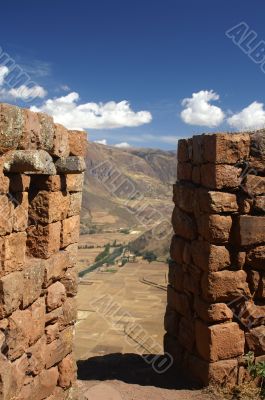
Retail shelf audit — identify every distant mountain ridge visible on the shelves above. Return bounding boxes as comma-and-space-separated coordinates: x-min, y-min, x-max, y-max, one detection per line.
81, 142, 177, 233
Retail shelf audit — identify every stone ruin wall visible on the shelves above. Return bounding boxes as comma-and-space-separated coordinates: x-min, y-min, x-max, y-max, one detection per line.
0, 103, 87, 400
164, 131, 265, 386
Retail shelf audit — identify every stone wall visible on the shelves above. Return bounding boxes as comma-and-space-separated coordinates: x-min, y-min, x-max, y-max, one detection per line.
164, 131, 265, 386
0, 103, 87, 399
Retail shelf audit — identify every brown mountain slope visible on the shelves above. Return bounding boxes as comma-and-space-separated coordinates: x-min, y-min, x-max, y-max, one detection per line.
81, 142, 176, 234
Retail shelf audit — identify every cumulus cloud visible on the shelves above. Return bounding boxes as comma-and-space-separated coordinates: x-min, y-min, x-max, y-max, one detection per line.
30, 92, 152, 130
227, 101, 265, 130
94, 139, 108, 145
114, 142, 131, 148
0, 66, 9, 85
181, 90, 225, 127
0, 66, 47, 100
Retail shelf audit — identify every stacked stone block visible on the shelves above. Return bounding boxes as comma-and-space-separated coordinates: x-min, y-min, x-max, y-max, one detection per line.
164, 131, 265, 386
0, 103, 87, 399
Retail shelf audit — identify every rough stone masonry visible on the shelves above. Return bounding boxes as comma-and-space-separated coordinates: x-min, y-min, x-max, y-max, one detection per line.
164, 131, 265, 387
0, 103, 87, 399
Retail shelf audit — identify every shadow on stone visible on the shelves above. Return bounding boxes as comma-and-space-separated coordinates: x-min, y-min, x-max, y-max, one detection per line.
77, 353, 199, 390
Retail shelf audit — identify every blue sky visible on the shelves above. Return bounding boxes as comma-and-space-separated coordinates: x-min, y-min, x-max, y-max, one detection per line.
0, 0, 265, 149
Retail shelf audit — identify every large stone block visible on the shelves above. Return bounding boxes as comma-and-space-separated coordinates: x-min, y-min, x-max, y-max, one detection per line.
36, 112, 55, 152
17, 367, 59, 400
52, 123, 70, 157
233, 216, 265, 246
45, 326, 74, 368
200, 164, 241, 189
58, 353, 77, 389
245, 326, 265, 356
203, 133, 250, 164
197, 189, 238, 213
246, 245, 265, 270
243, 175, 265, 196
172, 207, 197, 240
168, 262, 184, 292
2, 232, 26, 275
0, 103, 24, 153
23, 260, 45, 308
43, 250, 70, 287
61, 267, 78, 297
197, 214, 232, 244
11, 191, 29, 232
170, 235, 185, 264
195, 320, 245, 362
201, 270, 250, 302
3, 150, 56, 175
254, 196, 265, 213
178, 317, 195, 351
173, 182, 195, 213
61, 215, 80, 248
55, 156, 86, 174
58, 297, 77, 330
177, 138, 190, 162
187, 355, 238, 386
0, 195, 13, 235
29, 190, 70, 224
68, 130, 88, 157
46, 281, 66, 312
66, 173, 84, 192
30, 175, 66, 192
68, 192, 82, 217
177, 162, 192, 181
0, 271, 23, 317
27, 221, 61, 259
194, 297, 233, 323
191, 240, 230, 271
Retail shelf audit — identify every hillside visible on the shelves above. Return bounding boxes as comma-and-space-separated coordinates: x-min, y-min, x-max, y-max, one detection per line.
80, 142, 176, 256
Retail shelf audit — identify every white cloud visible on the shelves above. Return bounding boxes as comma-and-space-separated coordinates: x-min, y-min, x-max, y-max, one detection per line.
227, 101, 265, 130
94, 139, 108, 145
180, 90, 225, 127
0, 66, 47, 100
0, 66, 9, 85
8, 85, 47, 100
30, 92, 152, 130
114, 142, 131, 148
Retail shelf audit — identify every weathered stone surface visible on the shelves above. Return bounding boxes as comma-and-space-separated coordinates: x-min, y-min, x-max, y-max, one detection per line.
58, 353, 77, 389
183, 264, 201, 294
235, 301, 265, 328
178, 317, 195, 351
23, 260, 45, 308
66, 173, 84, 192
168, 262, 184, 292
243, 175, 265, 196
61, 215, 80, 248
19, 108, 41, 151
3, 232, 26, 275
58, 297, 77, 330
177, 162, 192, 181
68, 130, 88, 157
18, 366, 59, 400
172, 207, 197, 240
45, 306, 63, 325
27, 221, 61, 259
11, 191, 29, 232
55, 156, 86, 174
201, 270, 250, 302
0, 172, 10, 194
177, 139, 190, 162
254, 196, 265, 212
46, 322, 60, 344
246, 326, 265, 356
203, 133, 250, 164
233, 215, 265, 246
200, 164, 241, 189
46, 281, 66, 311
43, 251, 70, 287
167, 285, 191, 316
250, 130, 265, 160
170, 235, 185, 264
64, 243, 78, 267
246, 245, 265, 270
164, 305, 179, 337
68, 192, 82, 217
3, 150, 56, 174
0, 195, 13, 235
29, 297, 46, 345
197, 189, 238, 213
194, 298, 233, 323
195, 320, 245, 362
9, 173, 30, 192
45, 326, 74, 368
188, 355, 238, 386
30, 174, 66, 192
192, 165, 201, 185
173, 182, 195, 213
0, 103, 24, 153
191, 240, 230, 271
197, 214, 232, 244
29, 190, 70, 224
0, 271, 23, 317
61, 267, 78, 297
52, 123, 70, 157
37, 112, 55, 152
192, 135, 204, 164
